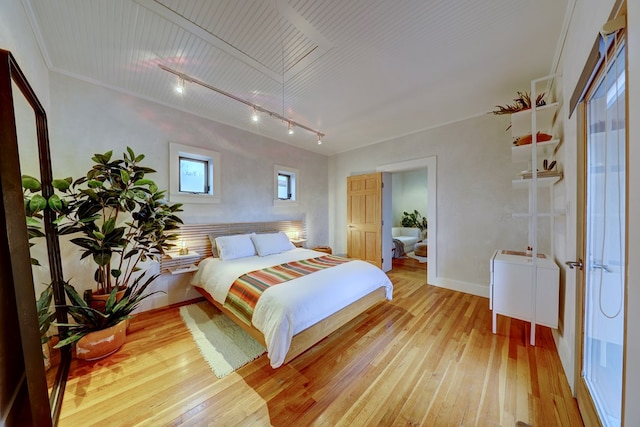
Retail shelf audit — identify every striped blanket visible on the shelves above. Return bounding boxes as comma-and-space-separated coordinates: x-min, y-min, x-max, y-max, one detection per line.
225, 255, 350, 325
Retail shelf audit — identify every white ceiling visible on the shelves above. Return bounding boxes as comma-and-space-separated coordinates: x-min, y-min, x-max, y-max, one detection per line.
26, 0, 569, 155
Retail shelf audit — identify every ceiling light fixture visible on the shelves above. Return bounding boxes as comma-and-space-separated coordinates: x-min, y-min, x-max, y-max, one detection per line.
317, 133, 322, 145
159, 64, 325, 142
175, 77, 185, 94
251, 108, 259, 122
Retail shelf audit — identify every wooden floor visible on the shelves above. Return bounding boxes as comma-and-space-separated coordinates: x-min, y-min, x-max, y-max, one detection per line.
49, 258, 583, 426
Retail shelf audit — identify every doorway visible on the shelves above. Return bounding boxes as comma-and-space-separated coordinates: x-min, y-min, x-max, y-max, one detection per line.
575, 31, 626, 427
377, 156, 437, 284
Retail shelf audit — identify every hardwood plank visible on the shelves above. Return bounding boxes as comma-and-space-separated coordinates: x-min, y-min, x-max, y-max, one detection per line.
49, 263, 583, 426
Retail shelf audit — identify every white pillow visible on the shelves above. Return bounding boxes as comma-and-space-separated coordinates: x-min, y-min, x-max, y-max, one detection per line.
214, 234, 256, 260
250, 232, 295, 257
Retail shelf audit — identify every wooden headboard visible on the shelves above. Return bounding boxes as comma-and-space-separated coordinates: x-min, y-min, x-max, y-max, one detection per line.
160, 220, 304, 274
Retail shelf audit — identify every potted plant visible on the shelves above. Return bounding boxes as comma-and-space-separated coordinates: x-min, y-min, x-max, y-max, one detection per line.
54, 275, 161, 359
401, 210, 428, 239
491, 91, 546, 115
48, 147, 183, 359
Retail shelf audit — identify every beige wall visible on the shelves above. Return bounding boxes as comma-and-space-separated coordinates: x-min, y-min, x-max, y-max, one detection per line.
329, 113, 532, 297
46, 71, 330, 309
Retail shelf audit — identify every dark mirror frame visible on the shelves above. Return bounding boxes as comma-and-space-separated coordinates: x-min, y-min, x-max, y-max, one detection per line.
0, 49, 69, 426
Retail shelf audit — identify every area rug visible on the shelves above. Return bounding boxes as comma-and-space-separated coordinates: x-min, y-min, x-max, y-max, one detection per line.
180, 301, 266, 378
407, 251, 428, 263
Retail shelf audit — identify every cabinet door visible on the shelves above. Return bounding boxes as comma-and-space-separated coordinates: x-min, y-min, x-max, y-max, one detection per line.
536, 268, 559, 328
493, 262, 532, 321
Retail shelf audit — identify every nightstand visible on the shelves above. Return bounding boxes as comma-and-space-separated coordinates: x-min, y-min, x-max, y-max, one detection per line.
290, 239, 307, 248
166, 251, 199, 274
312, 246, 332, 254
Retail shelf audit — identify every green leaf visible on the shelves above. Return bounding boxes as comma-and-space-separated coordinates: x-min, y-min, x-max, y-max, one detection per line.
70, 237, 99, 250
48, 194, 63, 212
54, 334, 84, 348
92, 231, 105, 240
21, 175, 41, 191
123, 249, 138, 259
103, 286, 120, 312
102, 217, 116, 235
81, 188, 98, 200
134, 178, 154, 186
93, 251, 112, 266
26, 217, 41, 227
64, 282, 88, 308
120, 169, 130, 183
126, 146, 135, 160
29, 194, 47, 212
52, 178, 71, 191
111, 269, 122, 278
87, 180, 104, 188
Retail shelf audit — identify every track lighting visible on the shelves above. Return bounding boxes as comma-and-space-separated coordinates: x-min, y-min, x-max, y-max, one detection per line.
159, 64, 326, 144
175, 77, 185, 94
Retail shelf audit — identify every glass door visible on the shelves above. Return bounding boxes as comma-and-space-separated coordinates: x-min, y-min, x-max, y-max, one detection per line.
582, 40, 626, 427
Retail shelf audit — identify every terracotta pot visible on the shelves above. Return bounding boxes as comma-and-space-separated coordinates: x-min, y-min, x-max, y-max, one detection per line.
75, 320, 127, 360
89, 287, 126, 312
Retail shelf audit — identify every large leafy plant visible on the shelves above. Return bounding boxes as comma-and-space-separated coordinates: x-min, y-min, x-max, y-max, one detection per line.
50, 147, 183, 296
401, 210, 428, 231
55, 273, 161, 348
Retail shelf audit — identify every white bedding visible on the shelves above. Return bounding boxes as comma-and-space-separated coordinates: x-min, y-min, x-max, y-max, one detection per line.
191, 248, 393, 368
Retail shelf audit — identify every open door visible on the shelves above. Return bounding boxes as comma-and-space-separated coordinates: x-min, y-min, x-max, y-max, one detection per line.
347, 173, 382, 268
572, 26, 626, 427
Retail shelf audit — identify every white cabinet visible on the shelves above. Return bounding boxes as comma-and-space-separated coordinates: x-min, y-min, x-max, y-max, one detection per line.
490, 250, 559, 333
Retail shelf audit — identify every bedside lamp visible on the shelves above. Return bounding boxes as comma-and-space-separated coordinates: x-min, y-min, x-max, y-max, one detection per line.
179, 239, 189, 255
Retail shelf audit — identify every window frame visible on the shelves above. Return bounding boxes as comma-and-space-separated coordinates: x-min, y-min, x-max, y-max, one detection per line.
169, 142, 220, 204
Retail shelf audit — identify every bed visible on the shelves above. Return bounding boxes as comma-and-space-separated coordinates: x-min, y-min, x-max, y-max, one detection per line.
190, 232, 393, 368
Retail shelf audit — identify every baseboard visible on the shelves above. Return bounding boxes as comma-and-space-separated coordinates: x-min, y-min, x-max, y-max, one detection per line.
431, 276, 490, 298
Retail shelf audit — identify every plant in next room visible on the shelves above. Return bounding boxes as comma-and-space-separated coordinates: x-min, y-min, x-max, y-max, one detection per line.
401, 210, 428, 234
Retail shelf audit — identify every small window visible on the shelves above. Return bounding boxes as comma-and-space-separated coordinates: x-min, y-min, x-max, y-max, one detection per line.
278, 172, 293, 200
274, 165, 298, 204
169, 142, 220, 204
179, 156, 209, 194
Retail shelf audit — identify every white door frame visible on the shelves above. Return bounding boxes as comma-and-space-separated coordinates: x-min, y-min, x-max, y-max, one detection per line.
377, 156, 437, 284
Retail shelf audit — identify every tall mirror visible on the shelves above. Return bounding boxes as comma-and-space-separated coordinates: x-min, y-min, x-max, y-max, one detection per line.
0, 49, 69, 426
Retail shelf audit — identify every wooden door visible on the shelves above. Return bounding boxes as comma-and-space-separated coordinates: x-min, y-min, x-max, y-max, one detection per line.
347, 173, 382, 268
